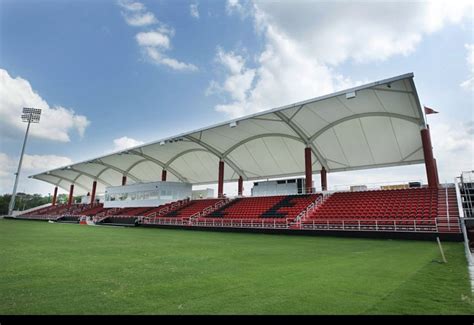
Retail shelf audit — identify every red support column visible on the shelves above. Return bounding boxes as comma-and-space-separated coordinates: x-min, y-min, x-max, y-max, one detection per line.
305, 146, 313, 193
68, 184, 74, 206
52, 186, 58, 206
321, 167, 327, 191
238, 176, 243, 196
420, 126, 438, 188
90, 181, 97, 207
122, 175, 127, 186
161, 169, 167, 182
218, 160, 224, 198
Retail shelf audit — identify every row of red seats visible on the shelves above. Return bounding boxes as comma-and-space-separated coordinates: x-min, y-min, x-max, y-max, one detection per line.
205, 194, 320, 220
306, 188, 439, 222
301, 219, 437, 226
80, 205, 106, 216
21, 203, 98, 217
207, 196, 288, 219
21, 204, 67, 216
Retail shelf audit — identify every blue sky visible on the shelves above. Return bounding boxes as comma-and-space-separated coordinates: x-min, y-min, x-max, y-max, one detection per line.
0, 0, 473, 195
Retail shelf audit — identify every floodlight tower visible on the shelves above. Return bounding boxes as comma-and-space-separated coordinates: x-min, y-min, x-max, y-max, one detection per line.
8, 108, 42, 216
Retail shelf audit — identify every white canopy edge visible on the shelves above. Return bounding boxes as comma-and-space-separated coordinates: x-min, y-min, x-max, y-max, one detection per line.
30, 73, 427, 194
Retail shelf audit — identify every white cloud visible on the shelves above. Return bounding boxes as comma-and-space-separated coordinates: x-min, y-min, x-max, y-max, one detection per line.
0, 152, 73, 195
216, 47, 247, 75
253, 0, 473, 65
226, 0, 251, 18
118, 0, 157, 27
23, 154, 73, 171
113, 136, 144, 151
145, 47, 198, 72
208, 21, 357, 118
207, 48, 256, 104
0, 68, 90, 142
190, 3, 200, 19
0, 153, 16, 180
158, 56, 198, 72
430, 120, 474, 182
210, 1, 472, 118
461, 43, 474, 91
124, 12, 158, 27
209, 0, 473, 185
136, 30, 170, 48
117, 0, 145, 12
118, 1, 198, 71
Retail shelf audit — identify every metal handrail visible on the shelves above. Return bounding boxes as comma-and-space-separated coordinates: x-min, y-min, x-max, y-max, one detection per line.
150, 198, 190, 217
299, 217, 460, 233
138, 214, 460, 233
445, 184, 450, 231
455, 176, 474, 264
191, 217, 290, 229
294, 193, 329, 224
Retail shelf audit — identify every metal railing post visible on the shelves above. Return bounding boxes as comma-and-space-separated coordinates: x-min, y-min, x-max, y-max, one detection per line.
445, 184, 451, 232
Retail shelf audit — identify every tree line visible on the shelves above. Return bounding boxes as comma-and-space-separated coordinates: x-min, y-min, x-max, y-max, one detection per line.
0, 193, 82, 215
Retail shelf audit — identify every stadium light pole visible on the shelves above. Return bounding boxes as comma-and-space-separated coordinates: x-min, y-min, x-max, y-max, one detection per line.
8, 108, 42, 216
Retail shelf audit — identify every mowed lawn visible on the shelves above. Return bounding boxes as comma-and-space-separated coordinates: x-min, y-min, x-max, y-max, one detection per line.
0, 219, 473, 315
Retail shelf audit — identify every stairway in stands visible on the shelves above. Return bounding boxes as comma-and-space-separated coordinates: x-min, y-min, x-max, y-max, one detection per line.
437, 187, 461, 233
292, 193, 328, 229
261, 194, 320, 221
197, 194, 320, 227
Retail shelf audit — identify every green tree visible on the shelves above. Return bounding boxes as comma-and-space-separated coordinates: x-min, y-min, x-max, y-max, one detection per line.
0, 193, 52, 215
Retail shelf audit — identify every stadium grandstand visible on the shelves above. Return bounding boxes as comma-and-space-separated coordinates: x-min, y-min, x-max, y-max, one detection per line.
7, 73, 473, 248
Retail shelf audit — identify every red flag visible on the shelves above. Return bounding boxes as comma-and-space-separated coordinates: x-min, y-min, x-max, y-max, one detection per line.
424, 106, 439, 115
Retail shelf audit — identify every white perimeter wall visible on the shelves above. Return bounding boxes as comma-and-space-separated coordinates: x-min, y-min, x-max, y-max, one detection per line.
251, 178, 308, 196
192, 188, 214, 199
104, 181, 192, 208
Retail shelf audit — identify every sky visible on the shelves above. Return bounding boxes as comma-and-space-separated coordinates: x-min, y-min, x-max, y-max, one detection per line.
0, 0, 473, 197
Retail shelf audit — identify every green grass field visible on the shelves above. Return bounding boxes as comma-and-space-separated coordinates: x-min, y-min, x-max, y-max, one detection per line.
0, 219, 473, 315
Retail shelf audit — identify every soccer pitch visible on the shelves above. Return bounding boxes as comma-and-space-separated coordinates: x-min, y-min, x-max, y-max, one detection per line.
0, 219, 472, 315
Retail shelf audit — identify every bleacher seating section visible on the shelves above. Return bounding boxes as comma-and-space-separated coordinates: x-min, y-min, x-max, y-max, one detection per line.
14, 188, 461, 233
201, 194, 320, 222
19, 203, 105, 220
94, 206, 159, 225
302, 188, 439, 227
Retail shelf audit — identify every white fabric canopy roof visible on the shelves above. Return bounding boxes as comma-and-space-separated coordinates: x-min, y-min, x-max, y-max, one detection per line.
30, 73, 427, 195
